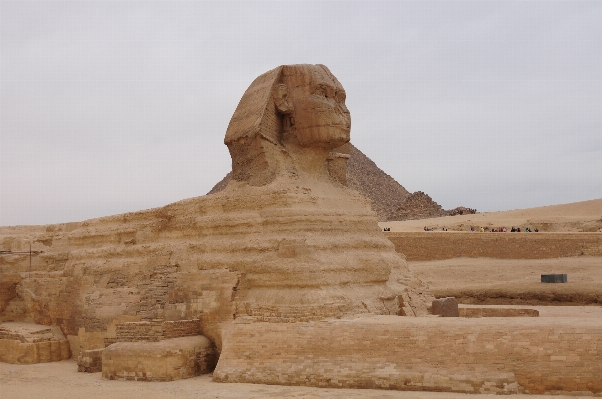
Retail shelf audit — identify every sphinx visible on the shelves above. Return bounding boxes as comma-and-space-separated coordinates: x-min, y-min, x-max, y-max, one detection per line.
225, 64, 352, 185
0, 64, 433, 359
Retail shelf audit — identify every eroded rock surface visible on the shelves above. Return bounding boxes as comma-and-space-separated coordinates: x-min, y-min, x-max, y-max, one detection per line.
0, 64, 433, 359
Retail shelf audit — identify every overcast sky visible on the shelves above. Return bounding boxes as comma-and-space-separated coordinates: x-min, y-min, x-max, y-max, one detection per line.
1, 1, 601, 226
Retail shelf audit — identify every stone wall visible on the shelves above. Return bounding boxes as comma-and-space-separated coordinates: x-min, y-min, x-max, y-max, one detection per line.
386, 232, 602, 261
162, 320, 200, 339
0, 322, 72, 364
115, 320, 200, 342
77, 348, 104, 372
116, 321, 164, 342
102, 336, 215, 381
458, 308, 539, 318
215, 316, 602, 395
0, 339, 71, 364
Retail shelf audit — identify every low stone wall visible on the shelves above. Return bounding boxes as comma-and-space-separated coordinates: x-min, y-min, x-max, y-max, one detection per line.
102, 336, 215, 381
386, 232, 602, 261
459, 308, 539, 318
0, 339, 71, 364
116, 321, 163, 342
115, 320, 200, 342
0, 322, 71, 364
214, 316, 602, 395
162, 320, 200, 339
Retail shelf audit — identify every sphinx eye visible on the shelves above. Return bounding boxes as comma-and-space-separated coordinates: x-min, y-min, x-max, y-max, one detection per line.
315, 85, 327, 97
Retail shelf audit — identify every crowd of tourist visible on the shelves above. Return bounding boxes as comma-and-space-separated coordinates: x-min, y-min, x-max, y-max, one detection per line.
387, 225, 602, 233
473, 226, 539, 232
419, 226, 540, 232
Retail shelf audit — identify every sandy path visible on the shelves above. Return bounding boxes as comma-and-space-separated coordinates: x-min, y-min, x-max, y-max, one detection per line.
409, 256, 602, 304
0, 359, 592, 399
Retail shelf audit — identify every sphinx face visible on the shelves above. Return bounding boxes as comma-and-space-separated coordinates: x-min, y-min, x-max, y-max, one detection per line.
282, 65, 351, 148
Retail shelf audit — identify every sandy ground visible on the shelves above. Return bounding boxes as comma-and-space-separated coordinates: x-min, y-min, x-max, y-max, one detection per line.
379, 198, 602, 232
409, 256, 602, 304
0, 357, 596, 399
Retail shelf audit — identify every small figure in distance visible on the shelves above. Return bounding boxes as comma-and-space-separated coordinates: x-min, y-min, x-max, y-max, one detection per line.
511, 227, 516, 232
517, 227, 521, 232
502, 227, 507, 232
534, 228, 539, 232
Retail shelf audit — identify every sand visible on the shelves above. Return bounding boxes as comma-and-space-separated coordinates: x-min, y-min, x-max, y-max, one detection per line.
379, 198, 602, 232
0, 347, 594, 399
409, 256, 602, 305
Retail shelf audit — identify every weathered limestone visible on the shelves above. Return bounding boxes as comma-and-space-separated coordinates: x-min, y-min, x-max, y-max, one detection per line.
386, 232, 602, 261
431, 297, 459, 317
102, 336, 216, 381
0, 322, 71, 364
77, 348, 103, 372
0, 64, 433, 360
215, 316, 602, 394
99, 319, 214, 380
458, 307, 539, 318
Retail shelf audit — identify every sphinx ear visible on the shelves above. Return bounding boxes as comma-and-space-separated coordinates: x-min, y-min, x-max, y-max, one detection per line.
273, 84, 294, 115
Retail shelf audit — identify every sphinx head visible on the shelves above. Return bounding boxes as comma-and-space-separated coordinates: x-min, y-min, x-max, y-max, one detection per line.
224, 64, 350, 186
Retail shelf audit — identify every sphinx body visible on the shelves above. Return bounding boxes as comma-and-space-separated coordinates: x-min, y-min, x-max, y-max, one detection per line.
0, 65, 433, 354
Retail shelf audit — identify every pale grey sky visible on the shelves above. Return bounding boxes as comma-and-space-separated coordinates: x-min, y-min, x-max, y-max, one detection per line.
1, 1, 601, 226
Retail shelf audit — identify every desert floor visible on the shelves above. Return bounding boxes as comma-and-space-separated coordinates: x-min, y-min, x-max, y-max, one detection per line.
409, 256, 602, 305
0, 350, 596, 399
380, 198, 602, 232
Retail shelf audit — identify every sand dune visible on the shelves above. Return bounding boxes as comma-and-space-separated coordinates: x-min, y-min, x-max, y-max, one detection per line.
380, 198, 602, 232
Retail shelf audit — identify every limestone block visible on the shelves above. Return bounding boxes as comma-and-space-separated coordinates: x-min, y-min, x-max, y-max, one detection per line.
102, 335, 215, 381
431, 297, 459, 317
162, 319, 200, 339
541, 273, 567, 283
115, 321, 164, 342
0, 322, 70, 364
78, 348, 104, 372
214, 316, 602, 395
459, 308, 539, 318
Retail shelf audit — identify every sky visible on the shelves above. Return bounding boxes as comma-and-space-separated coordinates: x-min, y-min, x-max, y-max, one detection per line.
1, 1, 601, 226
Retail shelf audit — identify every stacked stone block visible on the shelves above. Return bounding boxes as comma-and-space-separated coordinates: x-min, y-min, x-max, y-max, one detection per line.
214, 316, 602, 395
0, 323, 71, 364
115, 319, 200, 342
459, 308, 539, 318
102, 336, 216, 381
387, 232, 602, 261
102, 318, 213, 381
77, 348, 104, 372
